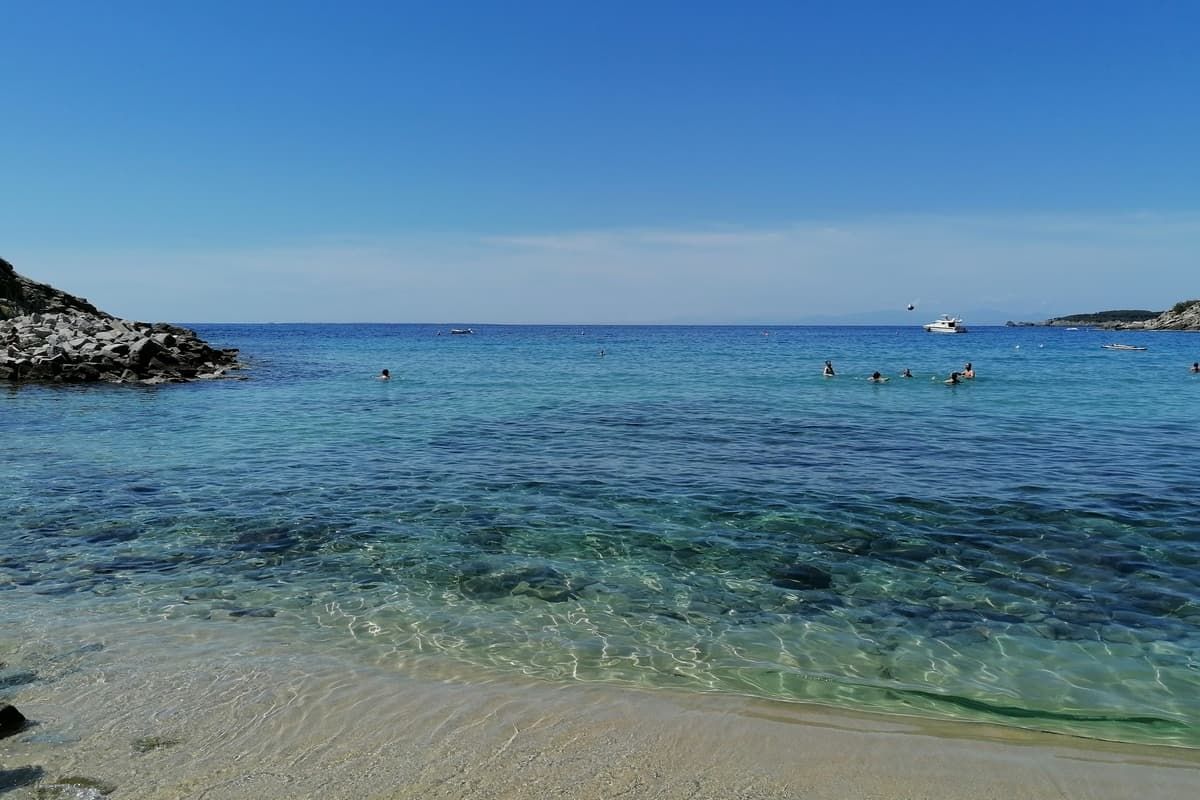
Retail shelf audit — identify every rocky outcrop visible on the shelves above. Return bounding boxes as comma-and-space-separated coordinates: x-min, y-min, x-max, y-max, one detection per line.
1007, 301, 1200, 330
1122, 299, 1200, 331
0, 257, 107, 319
1045, 310, 1160, 328
1, 257, 242, 384
1, 312, 240, 384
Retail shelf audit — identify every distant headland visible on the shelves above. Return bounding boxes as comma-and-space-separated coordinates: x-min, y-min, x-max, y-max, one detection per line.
1006, 300, 1200, 330
1, 257, 242, 384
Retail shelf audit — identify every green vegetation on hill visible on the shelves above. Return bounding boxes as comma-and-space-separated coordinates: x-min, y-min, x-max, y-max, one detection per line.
1170, 299, 1200, 314
1047, 309, 1160, 324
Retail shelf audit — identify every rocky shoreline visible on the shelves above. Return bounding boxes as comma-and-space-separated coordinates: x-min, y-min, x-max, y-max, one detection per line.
1, 258, 242, 385
1111, 300, 1200, 330
1007, 300, 1200, 331
1, 312, 241, 384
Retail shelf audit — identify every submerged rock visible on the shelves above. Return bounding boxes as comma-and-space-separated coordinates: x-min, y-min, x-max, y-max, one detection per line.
0, 703, 27, 738
132, 734, 183, 753
0, 669, 38, 690
0, 766, 44, 792
770, 563, 833, 591
37, 775, 117, 799
459, 564, 580, 603
228, 607, 278, 618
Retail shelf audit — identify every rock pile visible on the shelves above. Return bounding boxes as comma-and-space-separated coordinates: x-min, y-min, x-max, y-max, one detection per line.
1, 257, 242, 384
1, 312, 241, 384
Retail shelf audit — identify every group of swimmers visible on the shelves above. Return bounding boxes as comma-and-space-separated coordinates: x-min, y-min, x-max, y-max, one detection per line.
824, 360, 976, 385
378, 359, 1197, 383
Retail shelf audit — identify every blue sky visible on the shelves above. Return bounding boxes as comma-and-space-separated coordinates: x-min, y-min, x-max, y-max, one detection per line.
2, 0, 1197, 323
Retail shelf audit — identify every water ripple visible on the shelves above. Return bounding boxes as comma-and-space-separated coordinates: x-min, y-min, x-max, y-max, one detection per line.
3, 324, 1199, 747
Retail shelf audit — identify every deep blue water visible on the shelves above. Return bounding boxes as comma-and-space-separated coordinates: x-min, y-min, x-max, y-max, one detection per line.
3, 324, 1199, 746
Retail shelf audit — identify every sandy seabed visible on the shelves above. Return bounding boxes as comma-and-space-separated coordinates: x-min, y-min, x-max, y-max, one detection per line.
2, 612, 1197, 800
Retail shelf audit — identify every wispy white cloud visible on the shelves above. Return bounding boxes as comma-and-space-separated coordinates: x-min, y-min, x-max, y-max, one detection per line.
8, 211, 1198, 323
481, 233, 612, 252
485, 228, 790, 250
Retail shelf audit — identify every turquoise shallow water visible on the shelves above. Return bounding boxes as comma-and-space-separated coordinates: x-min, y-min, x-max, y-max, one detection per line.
3, 324, 1199, 746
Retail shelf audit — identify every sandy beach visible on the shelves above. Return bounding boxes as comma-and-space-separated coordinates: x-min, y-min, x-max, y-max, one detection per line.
3, 612, 1197, 800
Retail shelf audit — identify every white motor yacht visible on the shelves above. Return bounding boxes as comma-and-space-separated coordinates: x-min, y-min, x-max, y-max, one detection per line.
923, 315, 967, 334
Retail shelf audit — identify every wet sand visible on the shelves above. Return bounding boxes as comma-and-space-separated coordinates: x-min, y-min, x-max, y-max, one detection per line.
3, 614, 1198, 800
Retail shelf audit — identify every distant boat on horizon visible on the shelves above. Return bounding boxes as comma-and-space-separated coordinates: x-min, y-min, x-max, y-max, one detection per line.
923, 315, 967, 334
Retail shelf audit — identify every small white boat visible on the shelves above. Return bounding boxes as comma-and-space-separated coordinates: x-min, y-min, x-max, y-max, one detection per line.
1101, 343, 1147, 351
450, 328, 474, 335
923, 315, 967, 334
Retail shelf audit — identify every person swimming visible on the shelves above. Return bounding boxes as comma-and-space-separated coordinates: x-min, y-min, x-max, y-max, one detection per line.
945, 372, 961, 385
823, 360, 836, 377
901, 368, 913, 378
868, 371, 888, 382
1192, 362, 1200, 373
378, 369, 390, 380
962, 362, 975, 379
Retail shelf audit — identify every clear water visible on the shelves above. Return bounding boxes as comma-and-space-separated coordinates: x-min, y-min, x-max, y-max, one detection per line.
3, 324, 1199, 747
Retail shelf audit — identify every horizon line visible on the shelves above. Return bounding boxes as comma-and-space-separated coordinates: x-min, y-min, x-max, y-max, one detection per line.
176, 321, 1040, 328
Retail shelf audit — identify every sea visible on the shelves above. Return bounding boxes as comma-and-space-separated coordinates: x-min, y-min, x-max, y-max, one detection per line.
3, 323, 1199, 749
